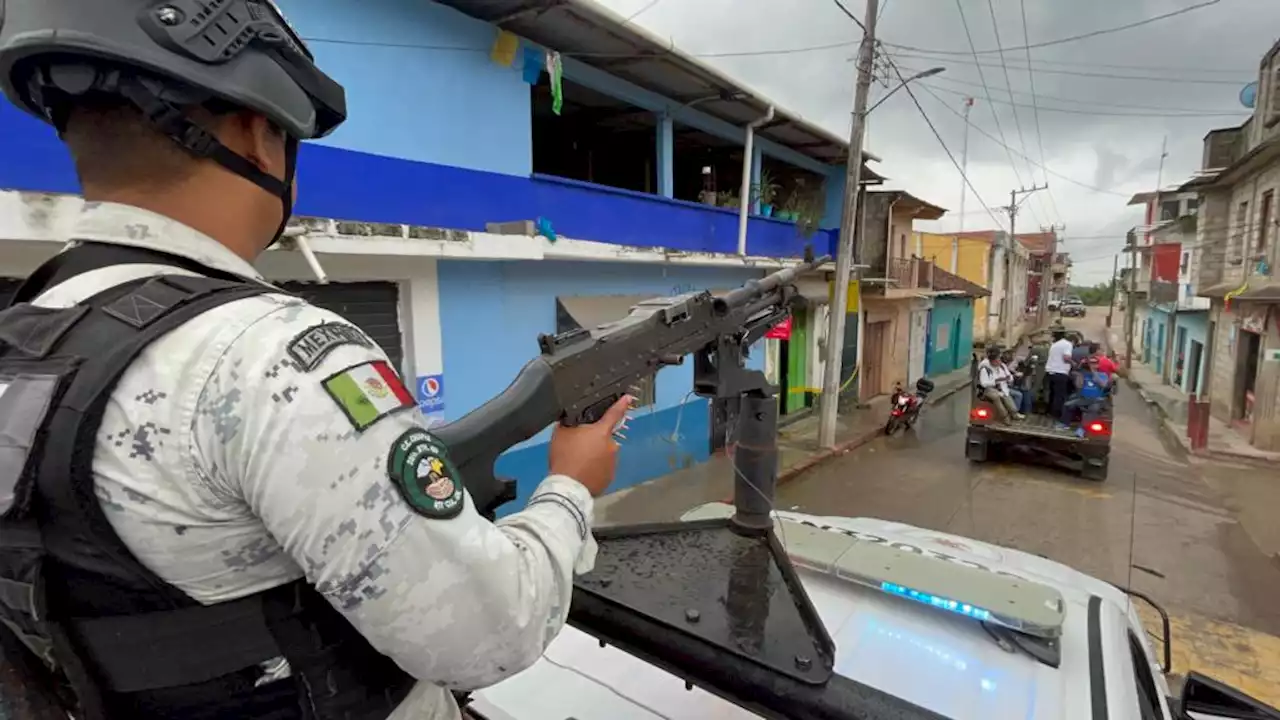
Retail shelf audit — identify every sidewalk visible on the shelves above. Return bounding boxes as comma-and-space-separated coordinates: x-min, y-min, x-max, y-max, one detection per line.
1104, 327, 1280, 465
595, 365, 974, 525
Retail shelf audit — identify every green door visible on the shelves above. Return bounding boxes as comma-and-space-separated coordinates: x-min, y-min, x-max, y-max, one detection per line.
784, 307, 810, 414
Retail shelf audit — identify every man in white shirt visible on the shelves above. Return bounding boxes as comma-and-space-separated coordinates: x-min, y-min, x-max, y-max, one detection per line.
977, 346, 1021, 422
1045, 327, 1075, 418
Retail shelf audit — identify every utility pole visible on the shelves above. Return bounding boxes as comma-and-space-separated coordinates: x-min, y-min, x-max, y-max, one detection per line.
958, 97, 974, 232
1039, 221, 1065, 326
1125, 229, 1137, 370
1106, 252, 1119, 328
817, 0, 878, 449
1002, 185, 1046, 346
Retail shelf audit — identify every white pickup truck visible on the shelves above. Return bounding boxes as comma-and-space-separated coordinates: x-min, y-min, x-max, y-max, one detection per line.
471, 503, 1279, 720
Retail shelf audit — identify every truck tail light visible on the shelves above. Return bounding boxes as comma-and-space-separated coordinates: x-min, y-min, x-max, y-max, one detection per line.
1087, 421, 1110, 436
971, 406, 992, 421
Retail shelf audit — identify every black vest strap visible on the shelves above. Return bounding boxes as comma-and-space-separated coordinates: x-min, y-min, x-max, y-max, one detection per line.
10, 241, 253, 308
5, 243, 414, 719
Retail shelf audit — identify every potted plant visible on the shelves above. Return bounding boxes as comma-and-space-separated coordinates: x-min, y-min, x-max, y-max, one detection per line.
753, 170, 780, 217
716, 190, 740, 209
778, 189, 800, 221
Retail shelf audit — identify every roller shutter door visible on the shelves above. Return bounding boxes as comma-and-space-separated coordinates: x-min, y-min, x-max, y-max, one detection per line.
280, 281, 404, 372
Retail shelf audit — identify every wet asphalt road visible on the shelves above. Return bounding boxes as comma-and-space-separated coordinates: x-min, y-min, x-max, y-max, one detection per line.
775, 312, 1280, 699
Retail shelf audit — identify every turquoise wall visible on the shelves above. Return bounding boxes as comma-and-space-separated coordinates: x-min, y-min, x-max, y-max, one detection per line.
927, 297, 974, 375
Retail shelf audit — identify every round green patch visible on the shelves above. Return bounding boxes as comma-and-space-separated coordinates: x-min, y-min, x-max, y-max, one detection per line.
387, 429, 466, 519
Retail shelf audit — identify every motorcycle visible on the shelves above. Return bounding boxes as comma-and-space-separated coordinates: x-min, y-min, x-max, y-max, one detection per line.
885, 377, 935, 434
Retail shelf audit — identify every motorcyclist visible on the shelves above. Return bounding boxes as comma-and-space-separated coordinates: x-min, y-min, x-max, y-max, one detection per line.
0, 3, 629, 719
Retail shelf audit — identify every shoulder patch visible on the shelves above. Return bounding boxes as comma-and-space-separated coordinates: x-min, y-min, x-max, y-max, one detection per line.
387, 429, 466, 519
322, 360, 415, 432
287, 322, 374, 371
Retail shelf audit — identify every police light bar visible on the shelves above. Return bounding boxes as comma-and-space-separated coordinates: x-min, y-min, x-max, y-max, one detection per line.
775, 521, 1067, 639
677, 505, 1068, 640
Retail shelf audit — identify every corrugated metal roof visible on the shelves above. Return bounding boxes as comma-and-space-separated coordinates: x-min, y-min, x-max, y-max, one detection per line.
435, 0, 871, 167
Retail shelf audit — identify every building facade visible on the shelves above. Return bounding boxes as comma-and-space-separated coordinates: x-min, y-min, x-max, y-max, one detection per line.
0, 0, 881, 511
1182, 37, 1280, 451
915, 230, 1032, 348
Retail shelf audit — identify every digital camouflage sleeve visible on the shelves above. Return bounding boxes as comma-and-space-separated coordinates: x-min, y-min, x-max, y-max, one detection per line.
189, 298, 595, 691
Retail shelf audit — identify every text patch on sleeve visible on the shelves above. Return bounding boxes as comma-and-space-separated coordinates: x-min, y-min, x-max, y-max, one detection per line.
287, 322, 374, 371
322, 360, 415, 432
387, 429, 466, 519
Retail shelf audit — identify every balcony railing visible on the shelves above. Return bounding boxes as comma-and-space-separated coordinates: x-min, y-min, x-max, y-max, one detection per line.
886, 257, 936, 289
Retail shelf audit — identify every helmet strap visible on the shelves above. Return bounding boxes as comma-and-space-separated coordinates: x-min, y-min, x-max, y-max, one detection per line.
118, 78, 297, 247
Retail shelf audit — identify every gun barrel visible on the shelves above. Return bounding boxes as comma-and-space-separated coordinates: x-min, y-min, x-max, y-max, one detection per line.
714, 256, 830, 312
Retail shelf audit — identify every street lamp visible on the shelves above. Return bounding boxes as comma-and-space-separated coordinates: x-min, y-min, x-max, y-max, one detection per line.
816, 59, 947, 449
867, 67, 945, 114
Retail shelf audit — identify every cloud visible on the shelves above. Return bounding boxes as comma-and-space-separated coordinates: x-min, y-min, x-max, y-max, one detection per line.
596, 0, 1276, 283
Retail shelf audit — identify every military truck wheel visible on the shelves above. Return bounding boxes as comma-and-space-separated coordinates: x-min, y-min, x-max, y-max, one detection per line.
1080, 456, 1108, 482
965, 430, 988, 463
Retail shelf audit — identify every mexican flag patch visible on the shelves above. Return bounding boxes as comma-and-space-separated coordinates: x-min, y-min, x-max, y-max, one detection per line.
322, 360, 415, 431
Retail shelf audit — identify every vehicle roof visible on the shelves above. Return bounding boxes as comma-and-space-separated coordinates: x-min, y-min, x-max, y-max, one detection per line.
474, 504, 1138, 720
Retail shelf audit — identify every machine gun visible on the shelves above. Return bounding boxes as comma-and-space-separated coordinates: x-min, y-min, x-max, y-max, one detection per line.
433, 254, 830, 522
435, 254, 868, 720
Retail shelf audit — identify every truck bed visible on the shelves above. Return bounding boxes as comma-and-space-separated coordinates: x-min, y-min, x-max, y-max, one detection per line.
993, 412, 1081, 441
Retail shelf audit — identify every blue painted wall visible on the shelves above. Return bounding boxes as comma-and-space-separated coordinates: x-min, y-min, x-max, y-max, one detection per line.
276, 0, 533, 176
0, 0, 841, 259
437, 260, 765, 515
1148, 306, 1173, 376
1174, 311, 1209, 394
926, 297, 974, 375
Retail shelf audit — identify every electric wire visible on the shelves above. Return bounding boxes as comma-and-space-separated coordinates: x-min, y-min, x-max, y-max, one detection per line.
621, 0, 663, 24
889, 50, 1250, 85
952, 0, 1028, 196
1019, 0, 1061, 223
898, 68, 1251, 115
297, 1, 1233, 67
880, 53, 1007, 231
884, 0, 1224, 56
986, 0, 1046, 227
916, 81, 1249, 118
908, 80, 1135, 197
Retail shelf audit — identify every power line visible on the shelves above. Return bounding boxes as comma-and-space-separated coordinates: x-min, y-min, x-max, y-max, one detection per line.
888, 47, 1251, 76
880, 53, 1007, 231
622, 0, 663, 23
919, 81, 1249, 117
1020, 0, 1060, 224
908, 79, 1133, 197
983, 0, 1044, 224
885, 0, 1225, 57
900, 67, 1251, 114
951, 0, 1027, 201
890, 49, 1249, 85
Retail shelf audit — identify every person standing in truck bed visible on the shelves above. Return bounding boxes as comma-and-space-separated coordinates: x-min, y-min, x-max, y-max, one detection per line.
1045, 328, 1075, 419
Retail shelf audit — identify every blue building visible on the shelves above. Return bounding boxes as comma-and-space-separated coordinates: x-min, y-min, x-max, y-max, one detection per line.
0, 0, 872, 513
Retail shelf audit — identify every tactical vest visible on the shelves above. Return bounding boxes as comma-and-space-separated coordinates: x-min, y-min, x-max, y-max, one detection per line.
0, 243, 415, 719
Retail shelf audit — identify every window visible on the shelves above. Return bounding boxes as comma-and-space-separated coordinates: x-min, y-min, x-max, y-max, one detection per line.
1185, 197, 1199, 215
1235, 200, 1250, 260
1180, 252, 1190, 274
1128, 632, 1163, 720
1259, 190, 1274, 253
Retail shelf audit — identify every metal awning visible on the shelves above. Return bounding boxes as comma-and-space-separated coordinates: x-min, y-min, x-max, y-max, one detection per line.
435, 0, 873, 167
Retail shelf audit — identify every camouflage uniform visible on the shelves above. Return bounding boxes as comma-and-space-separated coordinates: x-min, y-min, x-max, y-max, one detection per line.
33, 202, 596, 720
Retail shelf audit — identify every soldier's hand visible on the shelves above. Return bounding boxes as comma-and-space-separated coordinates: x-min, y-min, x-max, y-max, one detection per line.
548, 395, 633, 497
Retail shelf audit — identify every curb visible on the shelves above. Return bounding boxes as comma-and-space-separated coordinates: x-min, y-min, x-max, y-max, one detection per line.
774, 379, 973, 486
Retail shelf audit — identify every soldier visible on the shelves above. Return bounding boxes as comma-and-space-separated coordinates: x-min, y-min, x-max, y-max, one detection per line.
0, 3, 629, 719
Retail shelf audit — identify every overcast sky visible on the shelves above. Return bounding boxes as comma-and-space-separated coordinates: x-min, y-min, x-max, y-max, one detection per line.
597, 0, 1275, 284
